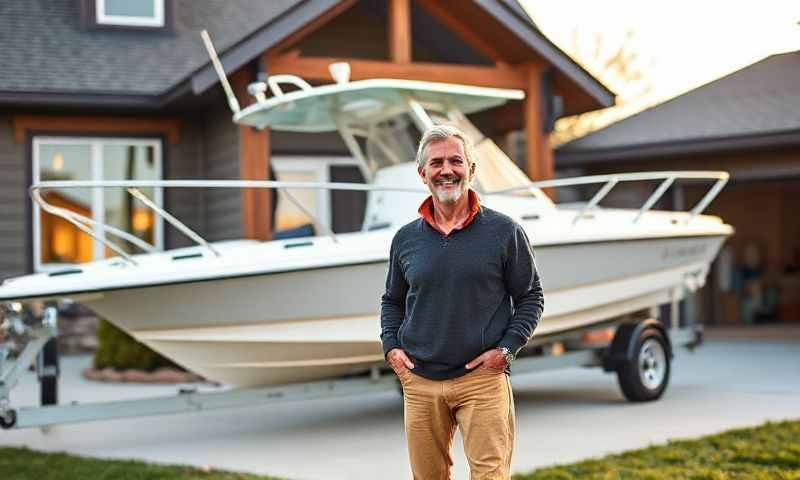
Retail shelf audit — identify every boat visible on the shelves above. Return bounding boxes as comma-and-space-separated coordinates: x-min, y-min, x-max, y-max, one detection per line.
0, 54, 732, 387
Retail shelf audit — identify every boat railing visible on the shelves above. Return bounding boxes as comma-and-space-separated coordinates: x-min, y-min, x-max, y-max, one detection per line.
489, 170, 729, 225
30, 170, 728, 266
30, 180, 428, 266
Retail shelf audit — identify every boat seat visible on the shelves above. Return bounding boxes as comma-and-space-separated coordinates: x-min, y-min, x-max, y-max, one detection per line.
273, 223, 315, 240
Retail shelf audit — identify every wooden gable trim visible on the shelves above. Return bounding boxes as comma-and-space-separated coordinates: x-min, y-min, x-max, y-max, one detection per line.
12, 115, 181, 144
415, 0, 505, 62
388, 0, 411, 63
269, 50, 527, 89
266, 0, 359, 58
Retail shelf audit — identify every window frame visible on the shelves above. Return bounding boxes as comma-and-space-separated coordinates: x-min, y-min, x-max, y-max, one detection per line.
270, 156, 358, 231
95, 0, 165, 28
32, 136, 164, 272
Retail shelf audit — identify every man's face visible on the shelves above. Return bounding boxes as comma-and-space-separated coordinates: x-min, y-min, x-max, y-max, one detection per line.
418, 137, 473, 204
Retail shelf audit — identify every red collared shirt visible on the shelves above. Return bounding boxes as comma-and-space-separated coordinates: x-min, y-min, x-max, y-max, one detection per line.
417, 189, 481, 236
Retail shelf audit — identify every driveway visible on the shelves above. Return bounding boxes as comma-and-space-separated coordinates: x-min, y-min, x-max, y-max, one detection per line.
1, 335, 798, 479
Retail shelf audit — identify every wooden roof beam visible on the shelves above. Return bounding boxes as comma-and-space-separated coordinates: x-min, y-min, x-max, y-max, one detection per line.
269, 51, 527, 90
388, 0, 411, 63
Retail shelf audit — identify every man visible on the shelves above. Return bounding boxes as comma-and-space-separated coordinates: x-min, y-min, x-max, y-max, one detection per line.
380, 125, 544, 479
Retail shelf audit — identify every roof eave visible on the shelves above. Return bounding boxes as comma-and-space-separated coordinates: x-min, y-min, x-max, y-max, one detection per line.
0, 90, 163, 110
556, 129, 800, 167
188, 0, 340, 96
474, 0, 615, 110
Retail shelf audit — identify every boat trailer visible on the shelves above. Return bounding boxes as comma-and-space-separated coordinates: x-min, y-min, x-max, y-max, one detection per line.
1, 300, 702, 431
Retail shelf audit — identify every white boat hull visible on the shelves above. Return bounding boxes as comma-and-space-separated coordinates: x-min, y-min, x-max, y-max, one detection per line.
78, 233, 727, 387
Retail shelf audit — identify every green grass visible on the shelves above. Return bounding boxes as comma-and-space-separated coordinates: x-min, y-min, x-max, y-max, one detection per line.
514, 419, 800, 480
0, 447, 284, 480
1, 420, 798, 479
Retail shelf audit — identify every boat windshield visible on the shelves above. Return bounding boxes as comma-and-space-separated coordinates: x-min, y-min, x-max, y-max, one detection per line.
356, 109, 544, 201
363, 115, 418, 171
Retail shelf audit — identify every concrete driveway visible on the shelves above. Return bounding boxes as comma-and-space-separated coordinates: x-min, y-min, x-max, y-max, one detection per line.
1, 334, 798, 479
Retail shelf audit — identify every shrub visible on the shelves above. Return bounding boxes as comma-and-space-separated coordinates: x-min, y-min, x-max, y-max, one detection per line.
94, 318, 182, 371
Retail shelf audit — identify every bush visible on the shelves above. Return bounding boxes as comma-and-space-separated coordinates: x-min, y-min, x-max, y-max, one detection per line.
94, 318, 182, 371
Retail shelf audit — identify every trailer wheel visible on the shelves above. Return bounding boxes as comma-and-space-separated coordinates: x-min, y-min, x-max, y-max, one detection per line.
617, 327, 670, 402
0, 410, 16, 429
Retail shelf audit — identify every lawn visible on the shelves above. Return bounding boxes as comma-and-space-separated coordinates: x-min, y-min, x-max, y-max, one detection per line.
0, 448, 283, 480
1, 420, 798, 479
513, 419, 800, 480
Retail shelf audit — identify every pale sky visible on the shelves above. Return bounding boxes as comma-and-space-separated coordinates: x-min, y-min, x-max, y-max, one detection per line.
521, 0, 800, 113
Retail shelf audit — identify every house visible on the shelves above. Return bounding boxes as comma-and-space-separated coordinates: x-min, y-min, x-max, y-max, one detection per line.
556, 50, 800, 325
0, 0, 614, 282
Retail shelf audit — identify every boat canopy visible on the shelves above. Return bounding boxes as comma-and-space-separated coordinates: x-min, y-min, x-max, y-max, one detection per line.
234, 78, 524, 132
230, 74, 546, 202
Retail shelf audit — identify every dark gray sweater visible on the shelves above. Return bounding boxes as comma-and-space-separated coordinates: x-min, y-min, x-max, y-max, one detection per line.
380, 206, 544, 380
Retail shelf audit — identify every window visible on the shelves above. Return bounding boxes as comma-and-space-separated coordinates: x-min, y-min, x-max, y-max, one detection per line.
271, 157, 362, 235
33, 137, 163, 272
96, 0, 164, 27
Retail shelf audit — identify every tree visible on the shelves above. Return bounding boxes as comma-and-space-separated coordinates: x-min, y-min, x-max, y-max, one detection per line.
553, 29, 655, 146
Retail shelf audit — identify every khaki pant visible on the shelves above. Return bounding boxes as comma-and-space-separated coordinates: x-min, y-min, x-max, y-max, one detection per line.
398, 368, 515, 480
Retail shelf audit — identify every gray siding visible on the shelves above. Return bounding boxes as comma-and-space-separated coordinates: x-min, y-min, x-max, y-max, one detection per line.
165, 117, 205, 249
0, 114, 28, 280
202, 106, 241, 242
272, 131, 349, 156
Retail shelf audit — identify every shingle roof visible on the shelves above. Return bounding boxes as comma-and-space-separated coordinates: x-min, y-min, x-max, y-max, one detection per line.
0, 0, 613, 113
0, 0, 301, 96
557, 50, 800, 165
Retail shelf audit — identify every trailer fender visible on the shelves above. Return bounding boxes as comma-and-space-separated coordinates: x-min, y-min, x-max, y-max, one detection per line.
602, 319, 672, 372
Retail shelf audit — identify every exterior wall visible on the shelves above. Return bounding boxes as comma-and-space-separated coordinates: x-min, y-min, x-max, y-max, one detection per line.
562, 146, 800, 324
0, 115, 28, 280
296, 2, 388, 60
576, 148, 800, 180
0, 107, 245, 279
164, 116, 205, 249
687, 181, 800, 325
202, 106, 241, 242
272, 131, 349, 156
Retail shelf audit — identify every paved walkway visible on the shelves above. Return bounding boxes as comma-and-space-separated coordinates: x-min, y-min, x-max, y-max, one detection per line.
1, 337, 798, 479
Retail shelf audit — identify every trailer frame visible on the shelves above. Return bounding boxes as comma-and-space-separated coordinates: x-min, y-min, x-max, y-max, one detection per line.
1, 301, 702, 431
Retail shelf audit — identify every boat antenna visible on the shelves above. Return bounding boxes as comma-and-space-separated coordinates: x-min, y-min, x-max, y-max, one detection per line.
200, 29, 241, 114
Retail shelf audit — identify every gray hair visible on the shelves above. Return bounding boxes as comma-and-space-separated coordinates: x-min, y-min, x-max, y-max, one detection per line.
415, 124, 476, 171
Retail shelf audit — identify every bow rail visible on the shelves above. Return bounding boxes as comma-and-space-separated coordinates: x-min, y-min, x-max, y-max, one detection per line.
486, 170, 729, 225
30, 170, 728, 266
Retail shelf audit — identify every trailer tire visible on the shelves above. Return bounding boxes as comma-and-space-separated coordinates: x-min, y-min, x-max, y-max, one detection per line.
616, 327, 670, 402
0, 410, 16, 429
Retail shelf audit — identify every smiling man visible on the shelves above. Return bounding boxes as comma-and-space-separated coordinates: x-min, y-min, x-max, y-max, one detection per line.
380, 125, 544, 479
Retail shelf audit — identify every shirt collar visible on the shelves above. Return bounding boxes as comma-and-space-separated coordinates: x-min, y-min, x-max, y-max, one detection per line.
418, 189, 481, 235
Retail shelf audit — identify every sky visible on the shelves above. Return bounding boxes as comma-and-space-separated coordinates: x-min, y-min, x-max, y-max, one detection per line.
521, 0, 800, 116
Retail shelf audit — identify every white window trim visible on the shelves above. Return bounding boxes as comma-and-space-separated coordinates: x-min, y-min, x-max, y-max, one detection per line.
96, 0, 165, 27
271, 156, 358, 231
32, 136, 164, 273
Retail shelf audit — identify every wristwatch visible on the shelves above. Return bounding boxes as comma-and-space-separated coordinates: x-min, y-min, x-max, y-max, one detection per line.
499, 347, 515, 365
